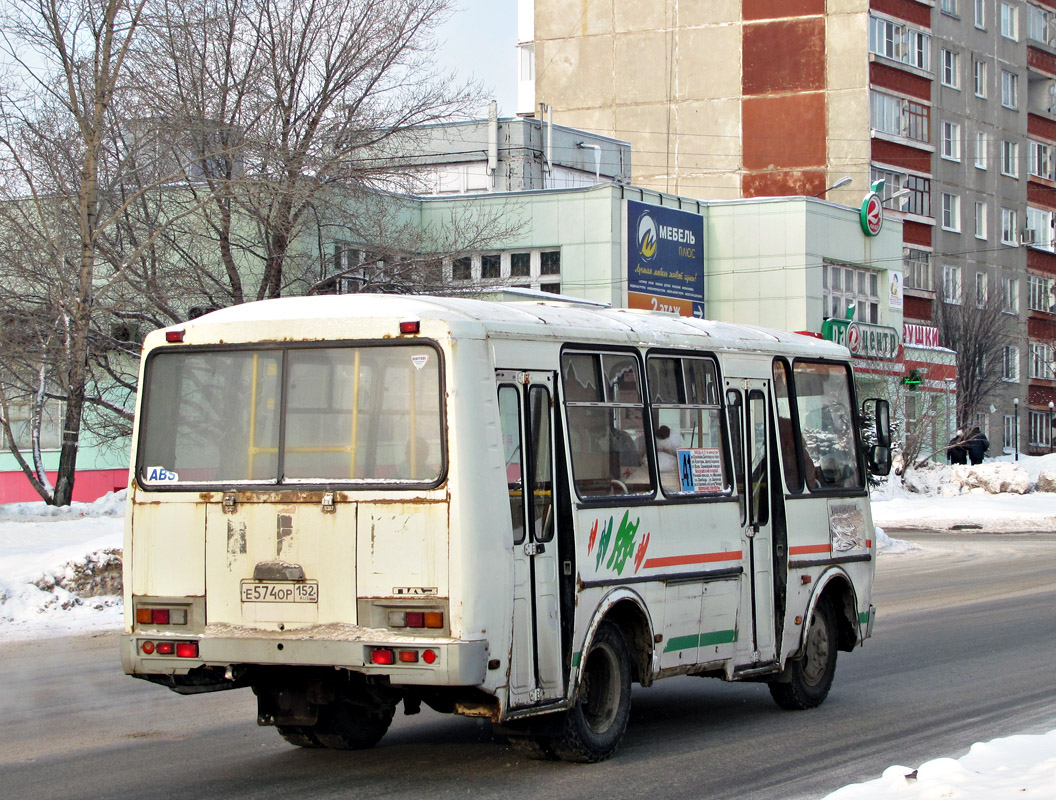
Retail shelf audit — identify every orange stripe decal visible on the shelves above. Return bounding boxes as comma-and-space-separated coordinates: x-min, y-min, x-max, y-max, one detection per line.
788, 544, 831, 555
643, 550, 742, 569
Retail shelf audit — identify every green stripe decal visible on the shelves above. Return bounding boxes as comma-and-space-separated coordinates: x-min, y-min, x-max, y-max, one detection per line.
859, 611, 870, 624
571, 652, 581, 668
663, 630, 737, 653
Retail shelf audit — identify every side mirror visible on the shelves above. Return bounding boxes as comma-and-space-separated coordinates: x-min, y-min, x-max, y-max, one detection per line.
862, 398, 892, 476
867, 444, 892, 476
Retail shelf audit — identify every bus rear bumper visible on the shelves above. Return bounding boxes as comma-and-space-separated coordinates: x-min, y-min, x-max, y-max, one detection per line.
121, 630, 489, 687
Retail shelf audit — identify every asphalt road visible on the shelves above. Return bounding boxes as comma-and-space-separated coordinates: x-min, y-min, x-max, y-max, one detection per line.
1, 530, 1054, 800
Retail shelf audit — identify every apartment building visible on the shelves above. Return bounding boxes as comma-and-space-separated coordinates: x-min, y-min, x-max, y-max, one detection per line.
521, 0, 1056, 454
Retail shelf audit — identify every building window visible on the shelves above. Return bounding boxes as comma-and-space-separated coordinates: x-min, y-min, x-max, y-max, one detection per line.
942, 50, 960, 88
1001, 3, 1019, 40
449, 249, 561, 291
975, 200, 988, 239
942, 192, 961, 230
0, 398, 63, 451
1002, 208, 1018, 245
943, 264, 963, 302
975, 0, 986, 28
871, 166, 931, 217
823, 263, 880, 323
974, 59, 988, 97
1001, 70, 1019, 109
510, 252, 531, 277
904, 247, 932, 290
480, 253, 501, 279
1003, 276, 1020, 313
976, 271, 989, 306
452, 256, 472, 281
941, 121, 961, 161
870, 91, 930, 142
1002, 345, 1020, 381
1029, 342, 1054, 380
1028, 140, 1056, 181
1003, 414, 1016, 451
941, 0, 959, 15
1029, 274, 1056, 312
869, 15, 932, 71
1027, 3, 1055, 45
1001, 140, 1019, 177
1029, 410, 1052, 449
1026, 206, 1055, 250
975, 131, 988, 170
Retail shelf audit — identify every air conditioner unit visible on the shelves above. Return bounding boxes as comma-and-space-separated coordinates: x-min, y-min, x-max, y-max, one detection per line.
1021, 228, 1037, 245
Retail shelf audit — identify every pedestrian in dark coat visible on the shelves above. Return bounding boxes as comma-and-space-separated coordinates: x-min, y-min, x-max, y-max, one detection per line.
947, 431, 968, 465
965, 426, 989, 465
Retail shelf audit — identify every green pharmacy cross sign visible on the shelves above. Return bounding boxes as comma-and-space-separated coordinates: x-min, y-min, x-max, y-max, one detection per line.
821, 319, 900, 360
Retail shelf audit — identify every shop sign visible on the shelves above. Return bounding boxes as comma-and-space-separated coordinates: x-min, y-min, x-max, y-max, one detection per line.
821, 318, 900, 360
860, 192, 883, 236
626, 199, 705, 318
903, 323, 940, 348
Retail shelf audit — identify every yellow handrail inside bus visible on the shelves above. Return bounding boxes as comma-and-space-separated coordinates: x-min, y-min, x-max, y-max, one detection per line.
349, 349, 361, 479
248, 353, 260, 477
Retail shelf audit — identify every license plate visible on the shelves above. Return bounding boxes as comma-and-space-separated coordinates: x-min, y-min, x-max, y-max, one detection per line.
240, 581, 318, 603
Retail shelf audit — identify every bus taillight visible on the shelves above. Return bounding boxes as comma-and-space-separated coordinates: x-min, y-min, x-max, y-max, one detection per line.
371, 648, 396, 665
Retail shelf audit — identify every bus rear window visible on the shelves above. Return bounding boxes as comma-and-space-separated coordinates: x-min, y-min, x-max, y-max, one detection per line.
137, 344, 443, 487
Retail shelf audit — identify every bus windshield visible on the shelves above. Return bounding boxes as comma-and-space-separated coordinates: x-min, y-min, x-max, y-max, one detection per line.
137, 344, 443, 487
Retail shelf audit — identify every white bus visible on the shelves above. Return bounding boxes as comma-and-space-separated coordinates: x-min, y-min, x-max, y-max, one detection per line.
122, 294, 891, 762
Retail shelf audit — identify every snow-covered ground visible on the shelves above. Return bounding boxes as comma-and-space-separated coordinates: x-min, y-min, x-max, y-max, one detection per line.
1, 455, 1054, 796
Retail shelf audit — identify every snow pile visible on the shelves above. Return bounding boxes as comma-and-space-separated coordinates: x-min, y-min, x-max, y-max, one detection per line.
875, 526, 918, 555
902, 462, 1032, 495
823, 729, 1056, 799
0, 491, 124, 640
871, 453, 1056, 532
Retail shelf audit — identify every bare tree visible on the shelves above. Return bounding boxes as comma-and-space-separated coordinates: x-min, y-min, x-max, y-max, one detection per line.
130, 0, 490, 307
932, 280, 1018, 430
0, 0, 154, 505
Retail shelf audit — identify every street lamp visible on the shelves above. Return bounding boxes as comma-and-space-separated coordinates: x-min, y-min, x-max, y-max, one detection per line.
1049, 400, 1054, 454
814, 176, 852, 198
1013, 397, 1019, 461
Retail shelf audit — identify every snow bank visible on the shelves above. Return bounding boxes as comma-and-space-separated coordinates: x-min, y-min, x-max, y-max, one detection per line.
0, 492, 124, 641
875, 526, 918, 555
870, 454, 1056, 532
823, 728, 1056, 799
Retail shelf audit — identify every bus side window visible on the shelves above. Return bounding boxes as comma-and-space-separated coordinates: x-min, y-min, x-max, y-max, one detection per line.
562, 351, 652, 497
647, 356, 730, 497
772, 359, 803, 493
498, 385, 526, 544
725, 389, 746, 523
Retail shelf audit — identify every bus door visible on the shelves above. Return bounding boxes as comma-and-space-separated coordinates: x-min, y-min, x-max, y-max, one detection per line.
727, 380, 777, 666
497, 371, 564, 708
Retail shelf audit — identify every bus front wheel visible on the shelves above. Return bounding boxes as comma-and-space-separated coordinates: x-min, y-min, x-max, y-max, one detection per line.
768, 597, 837, 710
551, 621, 631, 763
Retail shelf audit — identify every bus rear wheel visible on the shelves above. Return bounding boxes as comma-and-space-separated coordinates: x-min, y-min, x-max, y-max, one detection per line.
550, 621, 631, 763
312, 700, 395, 750
276, 725, 324, 748
769, 597, 837, 710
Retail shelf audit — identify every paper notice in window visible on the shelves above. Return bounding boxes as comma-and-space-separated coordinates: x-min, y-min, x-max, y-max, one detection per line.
677, 448, 724, 493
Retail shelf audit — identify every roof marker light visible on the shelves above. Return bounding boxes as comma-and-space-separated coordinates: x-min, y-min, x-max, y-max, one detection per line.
399, 319, 420, 335
165, 329, 185, 343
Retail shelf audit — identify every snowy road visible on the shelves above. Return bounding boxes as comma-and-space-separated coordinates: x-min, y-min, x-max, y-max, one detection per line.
0, 530, 1053, 800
